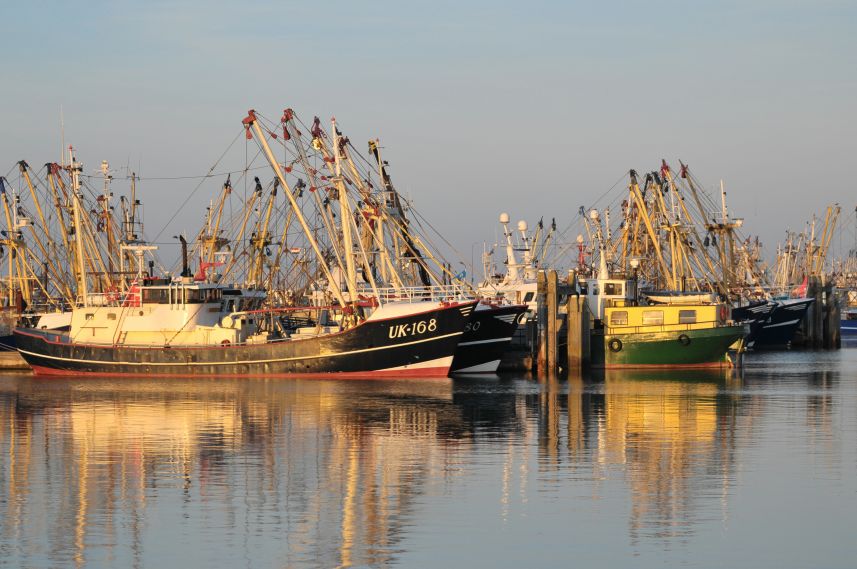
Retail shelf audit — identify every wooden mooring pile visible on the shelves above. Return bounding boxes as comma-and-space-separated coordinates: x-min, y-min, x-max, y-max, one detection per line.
499, 269, 591, 377
795, 275, 841, 349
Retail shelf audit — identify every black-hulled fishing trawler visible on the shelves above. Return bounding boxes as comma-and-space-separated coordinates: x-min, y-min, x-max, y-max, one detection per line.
15, 278, 475, 378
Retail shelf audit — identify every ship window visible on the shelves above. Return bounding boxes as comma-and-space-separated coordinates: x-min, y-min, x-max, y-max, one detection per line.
610, 311, 628, 326
604, 282, 623, 296
85, 313, 94, 320
523, 292, 535, 303
642, 310, 664, 325
184, 289, 204, 304
142, 289, 170, 304
107, 313, 117, 321
679, 310, 697, 324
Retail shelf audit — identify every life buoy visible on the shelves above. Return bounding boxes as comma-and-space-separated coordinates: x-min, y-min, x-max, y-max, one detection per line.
719, 305, 728, 321
678, 333, 691, 346
221, 339, 231, 347
608, 338, 623, 352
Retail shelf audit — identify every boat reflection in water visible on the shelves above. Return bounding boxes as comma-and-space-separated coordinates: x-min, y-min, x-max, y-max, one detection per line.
2, 376, 475, 568
0, 359, 847, 567
594, 368, 735, 543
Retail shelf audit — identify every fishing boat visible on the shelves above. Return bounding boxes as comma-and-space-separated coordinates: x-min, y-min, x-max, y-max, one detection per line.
15, 276, 476, 378
589, 276, 745, 368
13, 119, 479, 378
583, 203, 746, 368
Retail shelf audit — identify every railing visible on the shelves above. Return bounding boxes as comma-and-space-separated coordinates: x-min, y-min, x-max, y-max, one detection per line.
77, 290, 140, 307
372, 285, 472, 303
604, 319, 727, 334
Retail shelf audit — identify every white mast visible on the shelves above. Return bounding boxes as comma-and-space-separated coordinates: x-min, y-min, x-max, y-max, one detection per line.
500, 213, 518, 281
69, 146, 88, 307
332, 117, 358, 298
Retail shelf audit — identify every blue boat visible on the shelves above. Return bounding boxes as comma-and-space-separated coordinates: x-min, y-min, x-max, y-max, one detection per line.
841, 309, 857, 336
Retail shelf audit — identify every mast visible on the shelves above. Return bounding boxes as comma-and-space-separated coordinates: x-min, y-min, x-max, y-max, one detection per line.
99, 160, 116, 280
243, 110, 349, 312
500, 213, 519, 281
332, 118, 358, 297
18, 161, 74, 303
69, 147, 88, 306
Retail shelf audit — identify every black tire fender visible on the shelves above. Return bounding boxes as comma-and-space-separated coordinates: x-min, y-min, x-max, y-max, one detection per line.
678, 334, 691, 346
608, 338, 623, 352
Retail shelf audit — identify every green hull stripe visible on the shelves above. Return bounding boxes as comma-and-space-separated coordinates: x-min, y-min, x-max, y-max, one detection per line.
594, 326, 744, 367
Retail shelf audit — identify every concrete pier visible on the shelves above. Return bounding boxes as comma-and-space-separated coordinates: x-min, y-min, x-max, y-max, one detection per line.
0, 351, 30, 370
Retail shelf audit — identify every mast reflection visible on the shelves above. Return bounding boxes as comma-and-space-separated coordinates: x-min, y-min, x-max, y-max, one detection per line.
0, 364, 840, 565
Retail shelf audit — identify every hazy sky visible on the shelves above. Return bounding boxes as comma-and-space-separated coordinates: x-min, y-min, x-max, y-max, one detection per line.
3, 0, 856, 269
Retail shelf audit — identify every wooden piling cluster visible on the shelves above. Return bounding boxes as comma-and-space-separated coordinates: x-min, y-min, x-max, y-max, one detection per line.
796, 275, 841, 349
534, 269, 590, 377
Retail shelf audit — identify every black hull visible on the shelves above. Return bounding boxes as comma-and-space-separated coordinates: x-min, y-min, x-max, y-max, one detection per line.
450, 304, 528, 374
14, 301, 477, 378
0, 333, 15, 351
752, 298, 814, 349
731, 301, 776, 346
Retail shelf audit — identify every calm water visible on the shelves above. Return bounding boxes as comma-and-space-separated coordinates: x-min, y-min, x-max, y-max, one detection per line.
1, 348, 856, 568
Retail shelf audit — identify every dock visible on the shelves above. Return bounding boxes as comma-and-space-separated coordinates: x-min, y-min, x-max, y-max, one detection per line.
0, 351, 30, 370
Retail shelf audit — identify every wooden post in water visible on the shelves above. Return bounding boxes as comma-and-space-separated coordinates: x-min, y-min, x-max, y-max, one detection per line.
812, 276, 824, 349
832, 289, 842, 349
546, 269, 559, 377
823, 282, 841, 349
581, 300, 591, 368
536, 270, 548, 374
566, 270, 583, 372
802, 276, 818, 348
566, 293, 582, 372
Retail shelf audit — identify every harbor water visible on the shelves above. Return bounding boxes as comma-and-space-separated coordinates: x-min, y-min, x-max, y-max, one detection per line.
1, 348, 856, 568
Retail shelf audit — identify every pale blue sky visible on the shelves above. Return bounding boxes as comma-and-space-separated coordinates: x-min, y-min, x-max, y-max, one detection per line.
2, 0, 856, 265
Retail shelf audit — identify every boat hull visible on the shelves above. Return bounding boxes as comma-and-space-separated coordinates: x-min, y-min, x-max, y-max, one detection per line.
752, 298, 813, 348
450, 304, 527, 374
841, 318, 857, 336
592, 325, 745, 368
731, 301, 776, 347
14, 301, 476, 379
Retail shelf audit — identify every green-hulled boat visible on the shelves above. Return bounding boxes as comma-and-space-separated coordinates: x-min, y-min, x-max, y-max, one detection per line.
586, 278, 746, 369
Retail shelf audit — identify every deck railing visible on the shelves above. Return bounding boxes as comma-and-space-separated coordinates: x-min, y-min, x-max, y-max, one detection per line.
604, 319, 733, 334
371, 285, 472, 303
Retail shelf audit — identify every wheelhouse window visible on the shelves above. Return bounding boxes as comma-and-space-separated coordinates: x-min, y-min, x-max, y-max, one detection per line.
642, 310, 664, 325
679, 310, 697, 324
184, 289, 203, 304
183, 289, 221, 304
523, 292, 535, 303
609, 311, 628, 326
603, 282, 623, 296
142, 288, 170, 304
